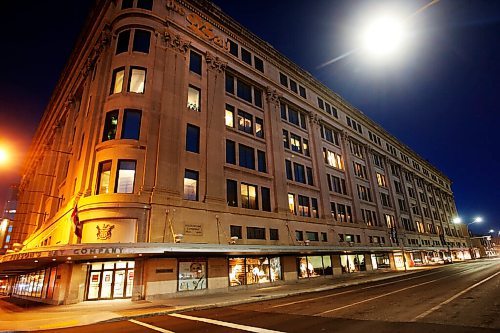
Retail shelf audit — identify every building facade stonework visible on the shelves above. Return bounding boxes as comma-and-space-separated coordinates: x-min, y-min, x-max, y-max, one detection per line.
0, 0, 469, 304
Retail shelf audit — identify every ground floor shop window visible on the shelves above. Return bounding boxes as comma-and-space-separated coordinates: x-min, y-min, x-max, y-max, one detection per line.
297, 255, 332, 278
86, 261, 134, 300
229, 256, 281, 286
371, 253, 390, 269
12, 267, 57, 299
340, 254, 366, 273
178, 261, 207, 291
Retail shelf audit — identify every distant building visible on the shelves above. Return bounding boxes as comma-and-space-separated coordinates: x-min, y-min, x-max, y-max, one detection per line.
0, 184, 18, 252
0, 0, 468, 305
470, 235, 496, 258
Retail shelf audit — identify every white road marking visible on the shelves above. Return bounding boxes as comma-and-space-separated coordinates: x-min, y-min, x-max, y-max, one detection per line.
169, 313, 286, 333
271, 269, 444, 309
412, 270, 500, 321
129, 319, 175, 333
315, 266, 479, 316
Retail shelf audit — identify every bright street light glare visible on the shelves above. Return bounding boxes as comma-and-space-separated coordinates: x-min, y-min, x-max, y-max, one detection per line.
489, 229, 495, 233
361, 15, 406, 58
0, 147, 9, 165
453, 217, 462, 224
474, 216, 483, 223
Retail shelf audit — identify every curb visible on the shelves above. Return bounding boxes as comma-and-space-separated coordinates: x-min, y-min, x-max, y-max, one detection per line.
105, 268, 434, 322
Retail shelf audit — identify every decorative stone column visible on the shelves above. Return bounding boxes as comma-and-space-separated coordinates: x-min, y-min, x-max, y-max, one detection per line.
203, 51, 227, 206
264, 87, 288, 214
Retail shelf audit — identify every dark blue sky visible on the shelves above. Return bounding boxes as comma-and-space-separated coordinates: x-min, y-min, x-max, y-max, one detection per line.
0, 1, 498, 234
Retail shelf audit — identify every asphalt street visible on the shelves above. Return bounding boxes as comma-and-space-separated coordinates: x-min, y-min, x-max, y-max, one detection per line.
40, 259, 500, 333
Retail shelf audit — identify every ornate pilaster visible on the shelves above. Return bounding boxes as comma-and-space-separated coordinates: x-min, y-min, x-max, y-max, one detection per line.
81, 24, 112, 78
265, 87, 281, 106
163, 30, 191, 54
205, 51, 227, 72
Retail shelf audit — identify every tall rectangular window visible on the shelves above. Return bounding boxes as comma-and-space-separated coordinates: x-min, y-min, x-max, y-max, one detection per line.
225, 73, 234, 94
288, 193, 295, 214
116, 30, 130, 54
226, 179, 238, 207
257, 150, 267, 173
137, 0, 153, 10
110, 67, 125, 94
97, 161, 112, 194
239, 144, 255, 170
298, 195, 310, 217
229, 39, 238, 56
255, 117, 264, 138
282, 129, 290, 149
187, 86, 201, 111
288, 107, 299, 126
279, 73, 288, 87
241, 48, 252, 65
261, 187, 271, 212
311, 198, 319, 218
285, 159, 293, 180
102, 110, 118, 141
270, 228, 279, 240
189, 50, 202, 75
121, 109, 141, 140
293, 163, 306, 184
225, 104, 235, 127
254, 56, 264, 72
115, 160, 136, 193
183, 169, 199, 201
254, 88, 263, 108
132, 29, 151, 53
306, 167, 314, 186
241, 183, 258, 210
128, 67, 146, 93
237, 79, 252, 103
237, 110, 253, 134
186, 124, 200, 153
290, 133, 302, 153
226, 140, 236, 164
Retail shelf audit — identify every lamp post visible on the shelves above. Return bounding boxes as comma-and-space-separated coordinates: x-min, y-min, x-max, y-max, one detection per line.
453, 216, 482, 259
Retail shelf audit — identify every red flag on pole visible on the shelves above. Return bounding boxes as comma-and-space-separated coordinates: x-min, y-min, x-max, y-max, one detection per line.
72, 205, 82, 238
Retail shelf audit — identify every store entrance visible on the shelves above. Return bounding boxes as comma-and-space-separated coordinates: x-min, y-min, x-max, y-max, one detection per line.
86, 261, 134, 300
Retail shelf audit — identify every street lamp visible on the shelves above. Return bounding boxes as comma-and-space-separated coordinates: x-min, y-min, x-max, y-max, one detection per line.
0, 146, 9, 166
453, 216, 483, 259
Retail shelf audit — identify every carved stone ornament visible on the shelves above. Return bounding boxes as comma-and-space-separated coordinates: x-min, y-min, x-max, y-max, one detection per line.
164, 30, 191, 54
63, 97, 75, 112
205, 51, 227, 72
82, 24, 112, 77
308, 111, 321, 125
96, 224, 115, 240
341, 130, 351, 141
265, 86, 280, 106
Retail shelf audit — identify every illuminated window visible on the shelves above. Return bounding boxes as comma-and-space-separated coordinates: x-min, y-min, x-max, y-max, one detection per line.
110, 68, 125, 94
298, 195, 310, 217
255, 118, 264, 138
237, 110, 253, 134
115, 160, 136, 193
241, 183, 258, 210
187, 86, 200, 111
384, 214, 395, 229
302, 139, 310, 156
96, 161, 112, 194
128, 67, 146, 93
102, 110, 118, 141
183, 170, 199, 201
288, 193, 295, 214
324, 149, 343, 170
225, 104, 234, 127
290, 134, 302, 153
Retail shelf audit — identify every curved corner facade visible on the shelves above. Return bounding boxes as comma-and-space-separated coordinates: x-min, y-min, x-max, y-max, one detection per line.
0, 0, 470, 304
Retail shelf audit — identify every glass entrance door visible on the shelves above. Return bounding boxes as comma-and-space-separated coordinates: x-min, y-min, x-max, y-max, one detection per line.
100, 271, 113, 299
87, 272, 101, 300
113, 270, 126, 298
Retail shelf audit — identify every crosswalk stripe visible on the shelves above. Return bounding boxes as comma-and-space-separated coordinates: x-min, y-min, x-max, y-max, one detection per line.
169, 313, 286, 333
129, 319, 175, 333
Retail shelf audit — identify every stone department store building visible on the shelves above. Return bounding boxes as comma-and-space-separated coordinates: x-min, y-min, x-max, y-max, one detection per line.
0, 0, 469, 304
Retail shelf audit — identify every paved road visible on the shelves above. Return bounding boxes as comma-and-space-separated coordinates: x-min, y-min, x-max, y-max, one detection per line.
42, 259, 500, 333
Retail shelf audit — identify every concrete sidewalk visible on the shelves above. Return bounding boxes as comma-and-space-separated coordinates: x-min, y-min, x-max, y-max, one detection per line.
0, 266, 438, 332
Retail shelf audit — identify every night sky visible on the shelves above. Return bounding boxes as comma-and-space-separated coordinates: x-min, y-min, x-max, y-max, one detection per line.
0, 1, 498, 234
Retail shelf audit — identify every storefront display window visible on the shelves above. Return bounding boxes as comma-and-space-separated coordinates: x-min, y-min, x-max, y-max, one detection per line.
340, 254, 366, 273
371, 253, 390, 269
12, 268, 53, 298
229, 256, 281, 286
178, 261, 207, 291
297, 255, 333, 278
